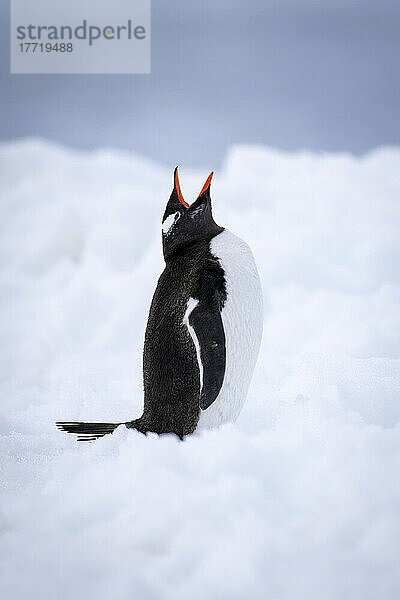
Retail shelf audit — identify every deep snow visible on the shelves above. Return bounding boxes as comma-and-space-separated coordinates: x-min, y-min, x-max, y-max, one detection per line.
0, 139, 400, 599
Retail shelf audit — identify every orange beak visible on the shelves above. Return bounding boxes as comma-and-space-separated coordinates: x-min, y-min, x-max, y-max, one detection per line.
175, 168, 189, 208
175, 168, 214, 207
198, 171, 213, 197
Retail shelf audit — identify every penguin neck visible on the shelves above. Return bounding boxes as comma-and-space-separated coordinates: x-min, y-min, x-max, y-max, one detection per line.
164, 227, 224, 263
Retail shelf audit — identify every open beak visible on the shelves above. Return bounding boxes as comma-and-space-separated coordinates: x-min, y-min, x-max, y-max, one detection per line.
175, 168, 214, 207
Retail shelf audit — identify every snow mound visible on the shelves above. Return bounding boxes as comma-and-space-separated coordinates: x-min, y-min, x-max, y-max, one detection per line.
1, 139, 399, 599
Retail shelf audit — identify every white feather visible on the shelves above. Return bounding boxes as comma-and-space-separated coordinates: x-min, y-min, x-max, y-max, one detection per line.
162, 211, 180, 235
183, 298, 204, 393
196, 229, 263, 431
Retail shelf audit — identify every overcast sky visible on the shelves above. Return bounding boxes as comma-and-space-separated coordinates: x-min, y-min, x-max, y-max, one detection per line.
1, 0, 399, 168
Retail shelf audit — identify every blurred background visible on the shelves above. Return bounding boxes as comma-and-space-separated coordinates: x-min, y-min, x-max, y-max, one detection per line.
1, 0, 399, 167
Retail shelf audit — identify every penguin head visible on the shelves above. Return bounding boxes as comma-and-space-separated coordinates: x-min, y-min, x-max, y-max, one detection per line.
162, 167, 223, 260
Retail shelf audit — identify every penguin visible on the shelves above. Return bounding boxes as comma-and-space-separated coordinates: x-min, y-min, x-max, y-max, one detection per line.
57, 168, 263, 441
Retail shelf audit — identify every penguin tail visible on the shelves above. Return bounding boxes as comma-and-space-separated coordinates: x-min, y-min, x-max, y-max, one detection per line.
56, 421, 125, 442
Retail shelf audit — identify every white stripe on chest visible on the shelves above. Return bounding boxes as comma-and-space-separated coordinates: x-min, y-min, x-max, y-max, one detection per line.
183, 298, 203, 392
196, 229, 263, 431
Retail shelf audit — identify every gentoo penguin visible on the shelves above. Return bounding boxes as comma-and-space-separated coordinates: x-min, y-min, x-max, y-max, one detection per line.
57, 168, 263, 441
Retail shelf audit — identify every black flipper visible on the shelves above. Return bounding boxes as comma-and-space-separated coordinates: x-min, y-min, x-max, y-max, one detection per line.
189, 305, 226, 409
188, 258, 227, 410
56, 421, 124, 442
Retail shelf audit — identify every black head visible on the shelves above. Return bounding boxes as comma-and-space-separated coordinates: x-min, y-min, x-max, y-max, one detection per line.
162, 167, 223, 260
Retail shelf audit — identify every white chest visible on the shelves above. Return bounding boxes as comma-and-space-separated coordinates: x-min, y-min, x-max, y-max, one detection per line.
196, 229, 263, 431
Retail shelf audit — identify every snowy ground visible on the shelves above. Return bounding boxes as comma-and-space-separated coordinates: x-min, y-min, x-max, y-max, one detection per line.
1, 139, 399, 599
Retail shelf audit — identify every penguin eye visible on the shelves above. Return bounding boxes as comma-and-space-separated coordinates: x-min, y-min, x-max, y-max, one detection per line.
162, 211, 181, 236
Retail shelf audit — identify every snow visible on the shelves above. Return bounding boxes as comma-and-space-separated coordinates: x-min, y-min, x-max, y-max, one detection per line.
1, 139, 400, 599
